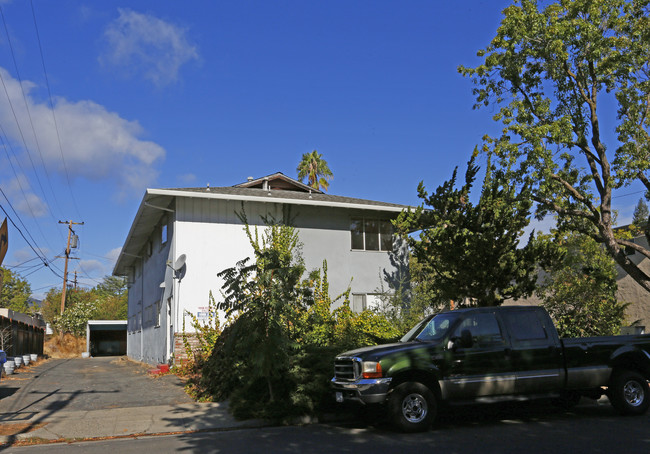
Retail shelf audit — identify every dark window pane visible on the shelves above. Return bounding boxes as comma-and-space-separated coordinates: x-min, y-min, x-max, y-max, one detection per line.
453, 313, 505, 347
365, 219, 379, 250
503, 311, 547, 340
351, 219, 364, 249
380, 220, 393, 251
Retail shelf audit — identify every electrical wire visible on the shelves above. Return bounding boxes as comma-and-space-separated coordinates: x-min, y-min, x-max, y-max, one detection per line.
29, 0, 82, 221
0, 65, 55, 226
4, 256, 40, 269
0, 200, 57, 278
0, 3, 64, 223
0, 125, 57, 252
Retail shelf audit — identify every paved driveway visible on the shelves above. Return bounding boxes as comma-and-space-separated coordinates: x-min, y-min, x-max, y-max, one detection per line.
0, 357, 193, 416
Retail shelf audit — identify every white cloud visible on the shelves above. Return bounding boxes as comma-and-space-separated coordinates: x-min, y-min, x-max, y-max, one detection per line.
11, 246, 50, 266
78, 259, 104, 275
106, 247, 122, 265
177, 173, 197, 185
101, 8, 199, 87
0, 67, 165, 197
1, 175, 48, 218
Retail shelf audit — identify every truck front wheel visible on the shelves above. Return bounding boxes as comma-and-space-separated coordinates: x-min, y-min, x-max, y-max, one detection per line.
388, 382, 436, 432
609, 369, 650, 416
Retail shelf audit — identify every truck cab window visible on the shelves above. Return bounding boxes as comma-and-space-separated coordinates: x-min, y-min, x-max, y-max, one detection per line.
502, 311, 547, 341
452, 313, 505, 347
414, 313, 458, 342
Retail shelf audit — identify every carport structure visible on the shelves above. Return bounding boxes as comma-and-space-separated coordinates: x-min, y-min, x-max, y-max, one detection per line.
86, 320, 127, 356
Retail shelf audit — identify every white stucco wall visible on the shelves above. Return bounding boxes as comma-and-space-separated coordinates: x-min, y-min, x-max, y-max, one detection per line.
173, 198, 404, 330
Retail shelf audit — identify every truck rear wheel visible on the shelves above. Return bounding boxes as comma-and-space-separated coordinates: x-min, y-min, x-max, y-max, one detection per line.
609, 369, 650, 416
388, 382, 436, 433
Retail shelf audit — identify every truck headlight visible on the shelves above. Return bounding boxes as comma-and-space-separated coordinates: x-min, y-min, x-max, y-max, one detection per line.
361, 361, 383, 379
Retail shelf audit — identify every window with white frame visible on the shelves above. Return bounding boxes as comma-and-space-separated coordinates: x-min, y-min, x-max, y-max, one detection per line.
351, 218, 393, 251
352, 293, 383, 312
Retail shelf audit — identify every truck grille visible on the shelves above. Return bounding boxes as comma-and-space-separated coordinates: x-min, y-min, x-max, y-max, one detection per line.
334, 357, 360, 381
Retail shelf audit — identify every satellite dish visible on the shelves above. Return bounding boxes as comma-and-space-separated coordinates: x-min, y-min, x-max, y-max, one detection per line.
173, 254, 187, 271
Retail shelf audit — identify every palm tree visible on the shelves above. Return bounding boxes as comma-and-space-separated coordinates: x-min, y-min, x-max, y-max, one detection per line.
296, 150, 333, 192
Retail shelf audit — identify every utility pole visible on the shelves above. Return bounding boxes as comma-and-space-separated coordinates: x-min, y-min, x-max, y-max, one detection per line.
58, 220, 84, 315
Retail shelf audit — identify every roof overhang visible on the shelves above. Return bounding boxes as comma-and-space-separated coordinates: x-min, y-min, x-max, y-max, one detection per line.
87, 320, 128, 331
147, 188, 407, 212
112, 190, 174, 276
113, 188, 410, 276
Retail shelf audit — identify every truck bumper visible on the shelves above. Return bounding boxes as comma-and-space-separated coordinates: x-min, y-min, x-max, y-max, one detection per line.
331, 377, 392, 404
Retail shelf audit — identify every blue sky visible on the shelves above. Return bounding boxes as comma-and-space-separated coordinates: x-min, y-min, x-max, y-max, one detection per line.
0, 0, 643, 300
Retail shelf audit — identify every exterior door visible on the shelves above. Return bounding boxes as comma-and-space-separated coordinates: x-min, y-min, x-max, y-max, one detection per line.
443, 311, 516, 399
500, 309, 564, 394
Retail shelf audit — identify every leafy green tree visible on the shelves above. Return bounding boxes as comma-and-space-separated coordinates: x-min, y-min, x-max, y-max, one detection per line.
297, 150, 333, 192
41, 276, 127, 327
631, 198, 649, 237
0, 267, 32, 313
217, 211, 313, 402
459, 0, 650, 293
538, 231, 628, 337
375, 254, 445, 334
41, 287, 63, 324
92, 276, 128, 320
395, 156, 546, 306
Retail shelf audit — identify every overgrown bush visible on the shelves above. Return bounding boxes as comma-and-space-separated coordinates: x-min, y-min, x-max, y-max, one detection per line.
196, 264, 400, 420
190, 211, 402, 420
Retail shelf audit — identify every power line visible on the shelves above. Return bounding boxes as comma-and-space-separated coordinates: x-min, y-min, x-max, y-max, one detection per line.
0, 124, 57, 252
0, 62, 55, 224
613, 190, 645, 199
0, 199, 54, 276
29, 0, 82, 221
4, 256, 41, 269
0, 187, 49, 260
0, 3, 64, 222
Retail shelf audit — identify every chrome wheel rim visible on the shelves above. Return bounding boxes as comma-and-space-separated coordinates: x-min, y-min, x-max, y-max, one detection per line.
623, 380, 645, 407
402, 393, 428, 423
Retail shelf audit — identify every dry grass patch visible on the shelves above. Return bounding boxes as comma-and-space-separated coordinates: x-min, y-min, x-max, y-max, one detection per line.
43, 334, 86, 358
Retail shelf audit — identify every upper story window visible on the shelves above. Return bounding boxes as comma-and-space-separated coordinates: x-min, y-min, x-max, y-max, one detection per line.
161, 224, 168, 245
351, 218, 393, 251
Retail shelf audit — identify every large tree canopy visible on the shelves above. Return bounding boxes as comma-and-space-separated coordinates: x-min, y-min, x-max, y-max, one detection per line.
395, 156, 545, 306
537, 231, 627, 337
459, 0, 650, 292
0, 267, 32, 313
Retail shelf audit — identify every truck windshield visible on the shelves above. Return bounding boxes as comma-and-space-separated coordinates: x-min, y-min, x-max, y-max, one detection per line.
400, 313, 458, 342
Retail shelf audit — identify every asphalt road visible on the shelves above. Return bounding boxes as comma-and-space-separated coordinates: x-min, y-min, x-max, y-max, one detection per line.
4, 398, 650, 454
0, 357, 193, 414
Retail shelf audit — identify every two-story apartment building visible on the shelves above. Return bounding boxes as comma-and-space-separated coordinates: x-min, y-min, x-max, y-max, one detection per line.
113, 173, 409, 365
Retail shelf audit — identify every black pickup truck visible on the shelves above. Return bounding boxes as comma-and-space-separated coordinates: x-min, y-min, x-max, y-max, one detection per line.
331, 306, 650, 432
